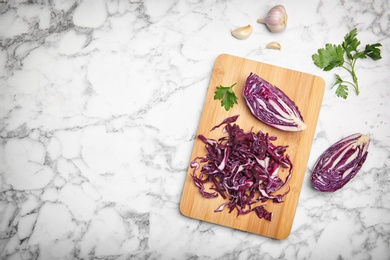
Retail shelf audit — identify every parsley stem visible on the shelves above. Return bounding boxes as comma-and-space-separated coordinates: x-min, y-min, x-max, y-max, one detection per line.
350, 60, 359, 94
341, 61, 352, 74
341, 64, 353, 74
340, 80, 356, 88
341, 62, 359, 95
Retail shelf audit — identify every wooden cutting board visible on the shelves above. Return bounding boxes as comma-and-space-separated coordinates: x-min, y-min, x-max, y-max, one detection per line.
180, 54, 325, 239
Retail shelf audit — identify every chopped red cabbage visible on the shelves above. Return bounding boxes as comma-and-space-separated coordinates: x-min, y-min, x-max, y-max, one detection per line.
190, 115, 293, 221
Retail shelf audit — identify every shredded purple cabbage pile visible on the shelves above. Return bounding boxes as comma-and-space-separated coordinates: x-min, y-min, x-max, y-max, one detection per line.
190, 115, 293, 221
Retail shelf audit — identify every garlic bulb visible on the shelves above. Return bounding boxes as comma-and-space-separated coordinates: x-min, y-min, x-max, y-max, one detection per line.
231, 25, 253, 40
257, 5, 288, 33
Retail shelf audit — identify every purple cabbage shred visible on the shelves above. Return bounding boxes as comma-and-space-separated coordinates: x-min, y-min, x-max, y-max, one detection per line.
190, 115, 293, 221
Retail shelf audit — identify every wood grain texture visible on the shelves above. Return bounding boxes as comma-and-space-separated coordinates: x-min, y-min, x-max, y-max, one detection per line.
180, 54, 325, 239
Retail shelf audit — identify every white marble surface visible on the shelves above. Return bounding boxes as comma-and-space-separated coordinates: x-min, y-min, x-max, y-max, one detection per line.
0, 0, 389, 259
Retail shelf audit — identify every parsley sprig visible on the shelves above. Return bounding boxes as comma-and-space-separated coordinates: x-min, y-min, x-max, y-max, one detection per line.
214, 83, 238, 111
312, 28, 382, 99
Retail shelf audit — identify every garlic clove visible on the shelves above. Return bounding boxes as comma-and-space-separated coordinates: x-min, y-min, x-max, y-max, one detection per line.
266, 42, 281, 50
231, 25, 253, 40
258, 5, 288, 33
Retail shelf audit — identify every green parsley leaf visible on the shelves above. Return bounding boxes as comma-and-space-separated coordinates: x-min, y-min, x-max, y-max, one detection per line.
364, 43, 382, 60
342, 28, 361, 59
312, 28, 382, 98
333, 74, 343, 85
312, 44, 345, 71
332, 74, 348, 99
214, 83, 238, 111
335, 84, 349, 99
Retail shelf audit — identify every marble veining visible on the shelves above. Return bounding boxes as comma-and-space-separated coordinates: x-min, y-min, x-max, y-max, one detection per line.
0, 0, 389, 259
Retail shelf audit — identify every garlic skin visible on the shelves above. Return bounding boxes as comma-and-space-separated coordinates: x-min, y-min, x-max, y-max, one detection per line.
257, 5, 288, 33
231, 25, 253, 39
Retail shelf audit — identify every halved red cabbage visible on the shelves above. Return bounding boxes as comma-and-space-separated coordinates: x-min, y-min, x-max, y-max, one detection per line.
243, 73, 306, 131
190, 115, 293, 221
310, 133, 370, 192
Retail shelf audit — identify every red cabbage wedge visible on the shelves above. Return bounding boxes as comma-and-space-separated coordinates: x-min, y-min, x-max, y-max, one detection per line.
310, 133, 370, 192
243, 73, 306, 131
190, 115, 293, 221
